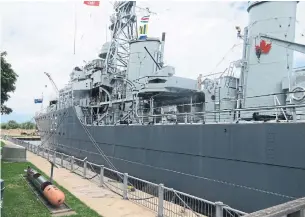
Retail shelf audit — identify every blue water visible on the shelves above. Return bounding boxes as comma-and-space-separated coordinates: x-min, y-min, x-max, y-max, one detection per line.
23, 140, 41, 146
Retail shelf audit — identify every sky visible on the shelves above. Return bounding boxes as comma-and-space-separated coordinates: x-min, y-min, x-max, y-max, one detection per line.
1, 0, 305, 123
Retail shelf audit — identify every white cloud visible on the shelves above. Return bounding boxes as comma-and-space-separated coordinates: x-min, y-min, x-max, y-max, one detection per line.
1, 1, 305, 120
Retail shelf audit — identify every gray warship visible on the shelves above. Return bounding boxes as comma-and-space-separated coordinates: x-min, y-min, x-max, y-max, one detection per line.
35, 1, 305, 213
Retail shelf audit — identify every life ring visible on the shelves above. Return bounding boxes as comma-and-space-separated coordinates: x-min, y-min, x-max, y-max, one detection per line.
291, 86, 305, 101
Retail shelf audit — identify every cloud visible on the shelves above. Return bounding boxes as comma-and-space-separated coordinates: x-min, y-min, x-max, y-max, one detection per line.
1, 1, 305, 121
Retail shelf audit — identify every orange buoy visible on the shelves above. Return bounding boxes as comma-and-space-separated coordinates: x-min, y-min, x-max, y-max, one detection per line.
43, 185, 65, 206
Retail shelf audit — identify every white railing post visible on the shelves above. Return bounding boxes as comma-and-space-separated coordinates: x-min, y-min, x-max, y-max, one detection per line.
71, 156, 74, 171
158, 184, 164, 217
83, 160, 87, 178
53, 151, 56, 164
215, 201, 224, 217
61, 153, 63, 167
292, 106, 297, 122
123, 173, 128, 199
99, 165, 104, 187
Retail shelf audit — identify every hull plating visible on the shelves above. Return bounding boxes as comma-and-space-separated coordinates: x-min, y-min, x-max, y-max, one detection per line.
36, 107, 305, 212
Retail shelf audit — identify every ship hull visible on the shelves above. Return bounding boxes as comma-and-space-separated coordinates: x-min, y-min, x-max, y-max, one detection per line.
36, 107, 305, 212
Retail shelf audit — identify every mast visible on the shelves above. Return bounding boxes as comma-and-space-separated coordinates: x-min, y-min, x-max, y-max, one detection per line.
103, 1, 138, 77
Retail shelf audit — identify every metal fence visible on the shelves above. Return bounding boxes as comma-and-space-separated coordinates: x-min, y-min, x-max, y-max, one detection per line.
4, 136, 247, 217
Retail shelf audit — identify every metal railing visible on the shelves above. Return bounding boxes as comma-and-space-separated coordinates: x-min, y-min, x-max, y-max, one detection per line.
242, 197, 305, 217
4, 136, 247, 217
36, 90, 305, 125
64, 104, 305, 128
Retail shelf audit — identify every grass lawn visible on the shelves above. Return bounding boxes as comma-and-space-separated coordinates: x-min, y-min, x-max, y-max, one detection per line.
1, 161, 102, 217
0, 141, 5, 148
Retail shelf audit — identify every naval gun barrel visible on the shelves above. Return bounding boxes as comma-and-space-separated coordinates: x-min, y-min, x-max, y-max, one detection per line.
25, 166, 65, 207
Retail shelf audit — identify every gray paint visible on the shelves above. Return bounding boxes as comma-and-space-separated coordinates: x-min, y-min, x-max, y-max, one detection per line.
244, 1, 297, 108
127, 38, 161, 83
36, 107, 305, 213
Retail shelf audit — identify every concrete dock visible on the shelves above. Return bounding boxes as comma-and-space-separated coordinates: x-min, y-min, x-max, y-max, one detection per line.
1, 139, 27, 162
26, 151, 156, 217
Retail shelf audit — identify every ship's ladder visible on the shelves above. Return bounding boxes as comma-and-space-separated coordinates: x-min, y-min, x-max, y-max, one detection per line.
97, 112, 108, 124
117, 110, 133, 123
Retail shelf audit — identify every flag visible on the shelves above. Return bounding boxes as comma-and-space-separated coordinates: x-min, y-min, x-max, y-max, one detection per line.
34, 99, 43, 104
139, 24, 148, 40
139, 35, 147, 40
139, 15, 150, 40
139, 25, 148, 35
140, 15, 150, 24
83, 1, 100, 6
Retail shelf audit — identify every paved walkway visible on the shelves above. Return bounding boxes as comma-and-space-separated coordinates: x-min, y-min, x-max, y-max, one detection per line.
26, 151, 156, 217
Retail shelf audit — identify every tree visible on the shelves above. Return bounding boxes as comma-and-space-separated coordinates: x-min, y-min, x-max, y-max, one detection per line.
20, 121, 36, 129
1, 51, 18, 114
1, 123, 8, 129
7, 120, 19, 129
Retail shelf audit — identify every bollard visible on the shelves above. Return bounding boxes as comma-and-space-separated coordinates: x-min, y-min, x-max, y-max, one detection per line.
61, 153, 63, 167
157, 184, 164, 217
42, 147, 45, 158
83, 160, 87, 178
215, 201, 224, 217
123, 173, 128, 200
71, 156, 74, 171
99, 165, 104, 187
47, 149, 50, 161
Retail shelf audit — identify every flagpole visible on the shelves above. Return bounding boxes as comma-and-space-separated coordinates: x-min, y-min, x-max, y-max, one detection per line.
106, 24, 108, 41
73, 2, 77, 55
41, 92, 43, 111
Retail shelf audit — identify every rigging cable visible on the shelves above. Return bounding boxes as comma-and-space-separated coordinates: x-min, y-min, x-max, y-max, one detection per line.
208, 43, 242, 77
